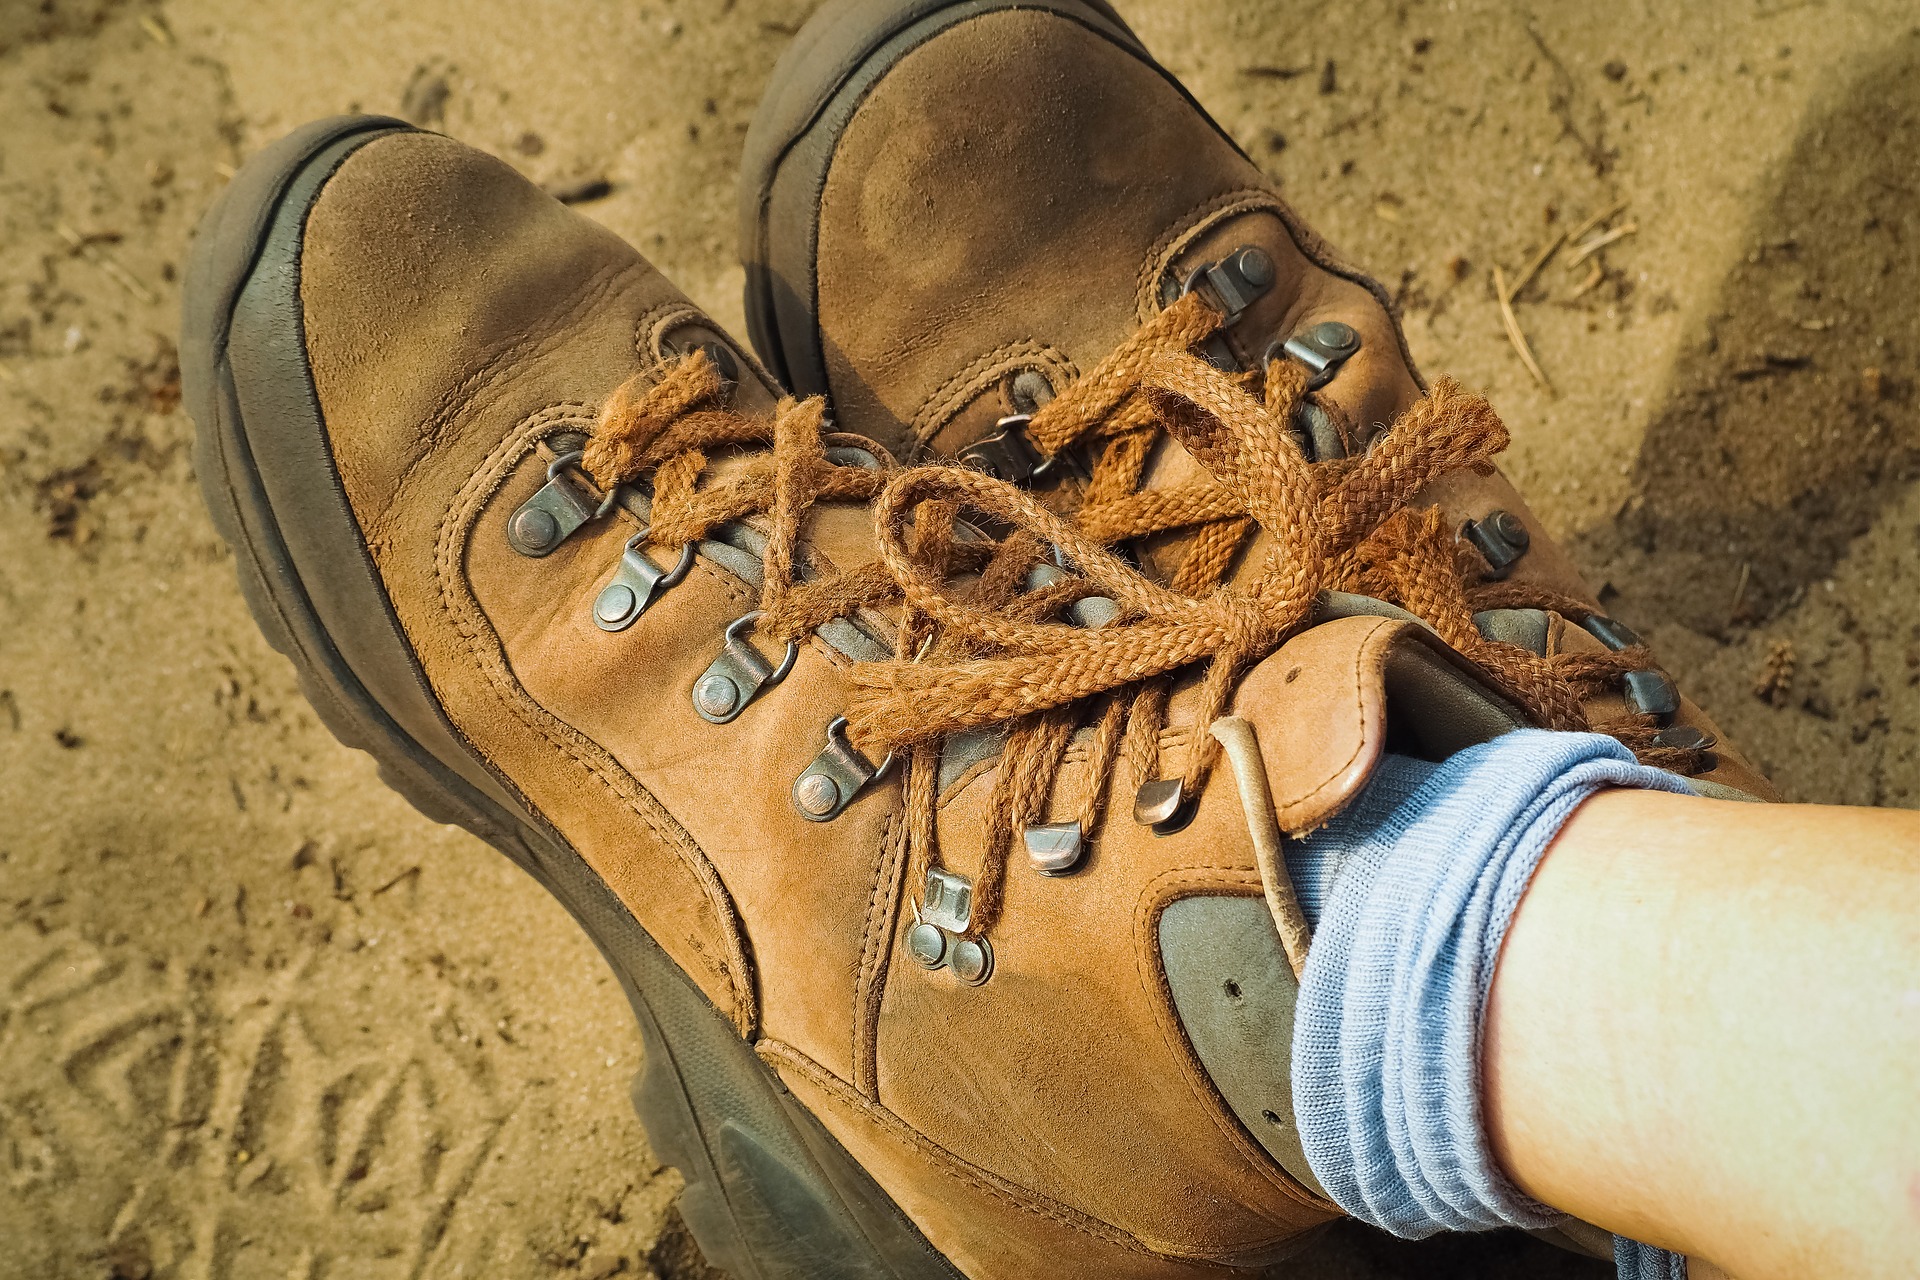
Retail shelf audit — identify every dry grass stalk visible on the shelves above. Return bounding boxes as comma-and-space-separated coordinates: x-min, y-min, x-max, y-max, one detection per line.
1504, 230, 1567, 303
1567, 222, 1639, 268
1492, 265, 1552, 390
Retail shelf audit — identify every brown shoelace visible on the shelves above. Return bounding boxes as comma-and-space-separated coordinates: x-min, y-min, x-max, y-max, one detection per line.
836, 292, 1702, 940
581, 350, 924, 646
584, 324, 1698, 947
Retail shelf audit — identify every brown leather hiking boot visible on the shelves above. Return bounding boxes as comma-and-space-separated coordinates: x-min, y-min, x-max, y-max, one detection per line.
739, 0, 1774, 806
182, 117, 968, 1280
182, 122, 1679, 1280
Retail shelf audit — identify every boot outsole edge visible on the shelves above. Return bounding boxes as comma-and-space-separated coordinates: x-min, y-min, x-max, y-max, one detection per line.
181, 115, 962, 1280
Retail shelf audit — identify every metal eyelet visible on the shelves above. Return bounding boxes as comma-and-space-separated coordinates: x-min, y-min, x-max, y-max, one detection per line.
1290, 400, 1349, 462
908, 869, 993, 984
822, 443, 884, 471
949, 936, 994, 985
1024, 820, 1086, 875
1021, 563, 1119, 629
692, 611, 800, 724
508, 450, 601, 557
1653, 724, 1715, 751
1164, 246, 1276, 323
1007, 368, 1055, 415
666, 336, 740, 387
1259, 322, 1365, 462
921, 867, 972, 932
592, 532, 695, 632
792, 716, 894, 822
1158, 245, 1278, 371
1622, 668, 1681, 721
1460, 509, 1531, 576
1582, 615, 1643, 651
1263, 321, 1363, 391
906, 919, 949, 969
958, 414, 1062, 486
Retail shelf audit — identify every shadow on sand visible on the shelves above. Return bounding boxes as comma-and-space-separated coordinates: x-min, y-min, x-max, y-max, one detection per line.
1575, 31, 1920, 640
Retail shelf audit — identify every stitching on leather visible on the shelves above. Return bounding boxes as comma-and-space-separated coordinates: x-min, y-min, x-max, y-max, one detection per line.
853, 809, 908, 1098
630, 296, 787, 446
443, 409, 757, 1027
852, 811, 893, 1092
437, 405, 759, 1035
1132, 867, 1340, 1217
635, 299, 706, 363
908, 339, 1081, 453
754, 1038, 1163, 1256
693, 556, 754, 611
1134, 189, 1287, 322
387, 260, 637, 528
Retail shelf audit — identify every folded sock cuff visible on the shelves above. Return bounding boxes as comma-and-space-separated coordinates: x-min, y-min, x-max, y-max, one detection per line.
1287, 729, 1692, 1242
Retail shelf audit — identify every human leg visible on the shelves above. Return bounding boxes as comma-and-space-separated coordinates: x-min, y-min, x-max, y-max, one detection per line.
1487, 786, 1920, 1280
1281, 727, 1918, 1280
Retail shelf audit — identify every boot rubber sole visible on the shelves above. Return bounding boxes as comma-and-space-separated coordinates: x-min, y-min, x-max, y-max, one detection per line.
181, 114, 961, 1280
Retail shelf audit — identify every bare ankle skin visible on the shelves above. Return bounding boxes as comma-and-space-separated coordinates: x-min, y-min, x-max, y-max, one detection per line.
1485, 788, 1920, 1280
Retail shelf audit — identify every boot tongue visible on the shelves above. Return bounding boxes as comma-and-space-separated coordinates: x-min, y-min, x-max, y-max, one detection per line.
921, 209, 1428, 588
923, 209, 1422, 460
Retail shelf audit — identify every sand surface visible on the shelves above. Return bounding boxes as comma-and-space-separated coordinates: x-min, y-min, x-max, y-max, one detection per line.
2, 1, 1915, 1277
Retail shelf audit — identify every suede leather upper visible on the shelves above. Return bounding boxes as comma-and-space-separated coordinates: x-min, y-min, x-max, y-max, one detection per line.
284, 127, 1566, 1277
782, 3, 1774, 803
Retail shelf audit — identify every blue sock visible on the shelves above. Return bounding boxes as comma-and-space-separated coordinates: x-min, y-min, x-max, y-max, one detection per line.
1284, 729, 1693, 1277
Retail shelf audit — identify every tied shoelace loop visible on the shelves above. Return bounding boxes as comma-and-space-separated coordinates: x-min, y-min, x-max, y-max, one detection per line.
841, 299, 1703, 940
580, 330, 1703, 947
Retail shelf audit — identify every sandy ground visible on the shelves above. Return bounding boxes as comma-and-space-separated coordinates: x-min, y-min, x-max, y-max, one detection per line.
2, 1, 1916, 1277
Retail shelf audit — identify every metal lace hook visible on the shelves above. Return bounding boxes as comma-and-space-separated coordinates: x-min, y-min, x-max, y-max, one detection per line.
592, 528, 696, 632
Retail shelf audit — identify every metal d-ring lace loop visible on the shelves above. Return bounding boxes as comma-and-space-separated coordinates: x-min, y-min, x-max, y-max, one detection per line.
508, 449, 604, 557
791, 715, 896, 822
691, 610, 801, 724
592, 528, 696, 632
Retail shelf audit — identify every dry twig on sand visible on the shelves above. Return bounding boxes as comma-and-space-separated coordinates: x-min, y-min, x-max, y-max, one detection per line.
56, 224, 156, 305
1503, 230, 1566, 303
1492, 265, 1552, 390
1504, 201, 1631, 303
1566, 200, 1629, 246
1570, 261, 1606, 297
1567, 221, 1639, 267
1729, 561, 1753, 624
